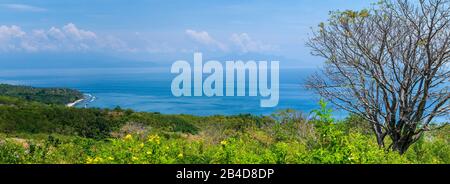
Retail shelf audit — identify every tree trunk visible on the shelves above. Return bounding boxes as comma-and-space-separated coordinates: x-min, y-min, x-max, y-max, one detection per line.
391, 133, 415, 155
372, 123, 385, 147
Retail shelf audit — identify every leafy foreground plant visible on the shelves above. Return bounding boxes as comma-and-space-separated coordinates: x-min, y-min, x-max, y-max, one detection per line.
1, 83, 447, 164
0, 102, 447, 164
1, 130, 447, 164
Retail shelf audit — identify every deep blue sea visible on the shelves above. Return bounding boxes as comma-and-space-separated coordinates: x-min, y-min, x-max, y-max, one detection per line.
0, 67, 348, 117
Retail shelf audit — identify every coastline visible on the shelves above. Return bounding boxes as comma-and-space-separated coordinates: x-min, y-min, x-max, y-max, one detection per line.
66, 98, 84, 107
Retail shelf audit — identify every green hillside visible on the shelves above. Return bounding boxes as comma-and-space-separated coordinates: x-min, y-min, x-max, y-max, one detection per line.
0, 85, 448, 164
0, 84, 83, 105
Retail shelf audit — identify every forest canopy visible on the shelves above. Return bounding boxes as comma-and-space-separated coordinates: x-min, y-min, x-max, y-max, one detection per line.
0, 84, 83, 105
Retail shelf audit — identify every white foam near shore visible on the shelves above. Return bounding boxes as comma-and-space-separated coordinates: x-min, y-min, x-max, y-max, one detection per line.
66, 98, 84, 107
66, 94, 95, 107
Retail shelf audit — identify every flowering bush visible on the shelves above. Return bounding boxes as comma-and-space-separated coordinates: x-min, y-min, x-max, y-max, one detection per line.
0, 101, 447, 164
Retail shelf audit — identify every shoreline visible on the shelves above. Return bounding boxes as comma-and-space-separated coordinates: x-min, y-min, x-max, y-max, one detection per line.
66, 93, 94, 107
66, 98, 84, 107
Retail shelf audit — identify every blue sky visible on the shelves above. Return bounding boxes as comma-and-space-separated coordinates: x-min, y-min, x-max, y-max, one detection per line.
0, 0, 378, 68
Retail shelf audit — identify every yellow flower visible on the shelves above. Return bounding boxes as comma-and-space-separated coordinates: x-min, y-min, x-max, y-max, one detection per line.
107, 156, 114, 161
178, 153, 183, 158
146, 151, 152, 155
124, 134, 133, 140
93, 157, 103, 163
147, 135, 161, 144
220, 140, 228, 146
86, 157, 94, 164
132, 156, 138, 161
139, 143, 145, 148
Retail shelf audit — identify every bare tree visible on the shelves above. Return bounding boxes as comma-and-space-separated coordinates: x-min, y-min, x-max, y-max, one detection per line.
306, 0, 449, 154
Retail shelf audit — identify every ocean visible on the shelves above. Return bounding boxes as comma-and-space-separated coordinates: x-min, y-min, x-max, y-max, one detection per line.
0, 67, 347, 117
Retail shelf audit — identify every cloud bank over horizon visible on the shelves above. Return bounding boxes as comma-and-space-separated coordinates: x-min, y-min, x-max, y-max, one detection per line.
0, 23, 280, 57
0, 23, 133, 53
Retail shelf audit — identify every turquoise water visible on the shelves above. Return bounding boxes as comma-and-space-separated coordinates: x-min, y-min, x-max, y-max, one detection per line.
0, 67, 346, 117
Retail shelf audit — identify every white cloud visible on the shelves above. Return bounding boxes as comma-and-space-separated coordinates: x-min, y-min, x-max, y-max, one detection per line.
2, 4, 47, 12
0, 25, 26, 51
185, 29, 227, 51
62, 23, 97, 41
47, 27, 66, 40
0, 23, 133, 52
0, 25, 25, 39
230, 33, 277, 53
184, 29, 277, 53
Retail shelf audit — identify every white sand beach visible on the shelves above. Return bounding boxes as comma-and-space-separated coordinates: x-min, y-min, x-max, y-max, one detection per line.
66, 98, 84, 107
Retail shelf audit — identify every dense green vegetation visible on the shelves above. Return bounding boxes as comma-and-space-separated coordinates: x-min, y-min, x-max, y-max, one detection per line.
0, 84, 83, 105
0, 85, 448, 164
